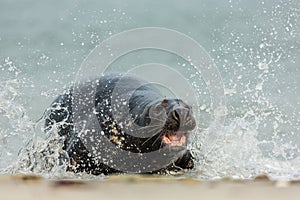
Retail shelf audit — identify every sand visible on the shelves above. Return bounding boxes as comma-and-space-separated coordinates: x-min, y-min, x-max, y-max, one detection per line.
0, 174, 300, 200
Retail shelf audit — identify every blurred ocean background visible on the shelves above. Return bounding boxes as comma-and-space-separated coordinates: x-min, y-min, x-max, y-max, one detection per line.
0, 0, 299, 179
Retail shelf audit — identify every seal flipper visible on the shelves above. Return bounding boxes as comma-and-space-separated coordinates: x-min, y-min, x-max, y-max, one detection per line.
148, 150, 194, 174
173, 150, 194, 170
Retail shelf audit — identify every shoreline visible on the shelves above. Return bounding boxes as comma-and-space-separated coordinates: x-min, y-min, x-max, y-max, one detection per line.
1, 174, 300, 200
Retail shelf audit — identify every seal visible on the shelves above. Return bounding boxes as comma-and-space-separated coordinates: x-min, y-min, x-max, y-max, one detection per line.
44, 74, 196, 175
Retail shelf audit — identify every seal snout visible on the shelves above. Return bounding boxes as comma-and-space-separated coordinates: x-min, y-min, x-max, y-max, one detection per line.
158, 99, 196, 147
170, 107, 196, 131
163, 99, 196, 132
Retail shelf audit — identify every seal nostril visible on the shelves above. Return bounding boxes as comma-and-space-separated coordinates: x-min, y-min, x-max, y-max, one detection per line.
172, 110, 180, 123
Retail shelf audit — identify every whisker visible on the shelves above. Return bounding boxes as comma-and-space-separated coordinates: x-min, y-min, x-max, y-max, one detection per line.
159, 138, 164, 149
141, 128, 164, 146
136, 124, 163, 130
147, 116, 166, 123
136, 126, 162, 136
151, 131, 164, 147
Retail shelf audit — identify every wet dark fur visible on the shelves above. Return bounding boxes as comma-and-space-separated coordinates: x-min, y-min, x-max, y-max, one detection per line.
45, 75, 195, 175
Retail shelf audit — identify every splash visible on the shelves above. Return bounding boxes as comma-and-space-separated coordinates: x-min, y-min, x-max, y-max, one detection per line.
188, 0, 300, 181
0, 57, 34, 169
0, 57, 299, 180
0, 58, 70, 178
191, 115, 300, 180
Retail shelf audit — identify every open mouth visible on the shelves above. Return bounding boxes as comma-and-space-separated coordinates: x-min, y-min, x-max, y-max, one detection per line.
162, 131, 187, 147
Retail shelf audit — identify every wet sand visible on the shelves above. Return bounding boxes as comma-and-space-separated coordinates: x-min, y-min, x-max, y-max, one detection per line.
0, 174, 299, 200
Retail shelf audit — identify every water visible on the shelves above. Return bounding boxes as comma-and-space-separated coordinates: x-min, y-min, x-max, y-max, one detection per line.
0, 0, 299, 180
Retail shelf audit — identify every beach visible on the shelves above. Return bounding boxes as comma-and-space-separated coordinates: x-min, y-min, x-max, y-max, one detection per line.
1, 175, 300, 200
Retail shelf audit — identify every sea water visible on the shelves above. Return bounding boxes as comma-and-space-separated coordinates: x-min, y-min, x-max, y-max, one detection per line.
0, 0, 299, 180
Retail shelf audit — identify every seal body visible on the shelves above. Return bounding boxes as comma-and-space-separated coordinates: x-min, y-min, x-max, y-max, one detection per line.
45, 74, 196, 175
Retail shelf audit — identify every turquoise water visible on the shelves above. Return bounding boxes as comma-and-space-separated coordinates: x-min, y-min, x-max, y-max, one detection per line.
0, 0, 299, 179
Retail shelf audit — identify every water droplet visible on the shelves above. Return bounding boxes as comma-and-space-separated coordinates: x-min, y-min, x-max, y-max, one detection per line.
259, 43, 265, 48
258, 62, 269, 70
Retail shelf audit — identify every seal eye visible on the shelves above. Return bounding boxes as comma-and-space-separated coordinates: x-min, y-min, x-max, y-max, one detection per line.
161, 99, 168, 107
